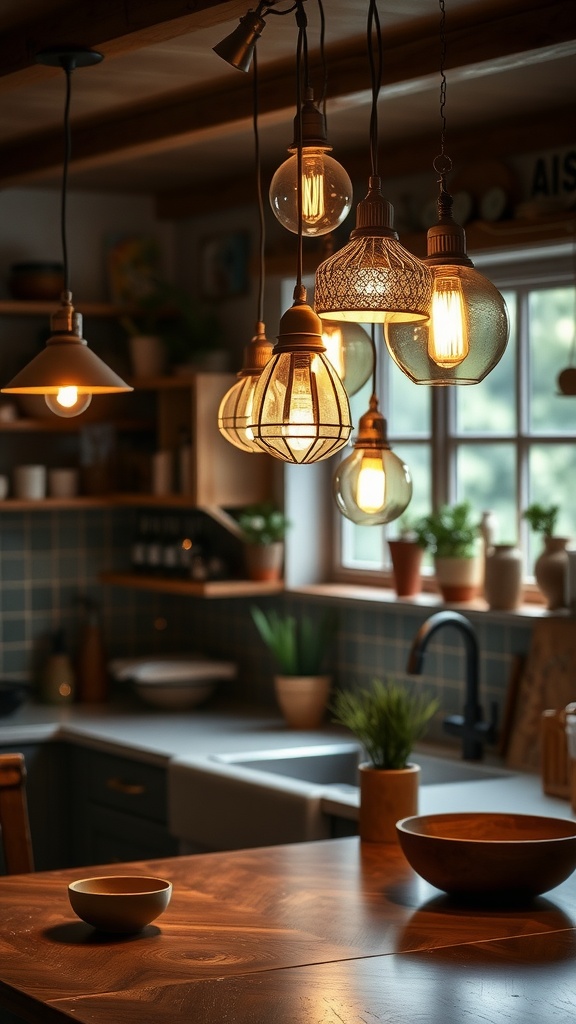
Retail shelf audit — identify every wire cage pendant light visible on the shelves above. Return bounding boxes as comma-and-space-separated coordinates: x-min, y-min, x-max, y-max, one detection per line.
1, 47, 132, 416
249, 1, 351, 465
314, 0, 432, 324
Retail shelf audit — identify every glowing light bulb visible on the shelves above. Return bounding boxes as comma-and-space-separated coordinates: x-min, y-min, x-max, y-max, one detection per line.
287, 363, 316, 453
428, 276, 468, 367
45, 387, 92, 418
356, 454, 386, 513
270, 148, 352, 237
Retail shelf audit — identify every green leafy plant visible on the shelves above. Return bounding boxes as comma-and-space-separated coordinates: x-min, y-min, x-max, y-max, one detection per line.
251, 606, 335, 676
119, 278, 222, 366
395, 514, 429, 548
238, 503, 290, 545
522, 503, 559, 537
415, 501, 479, 558
331, 679, 439, 770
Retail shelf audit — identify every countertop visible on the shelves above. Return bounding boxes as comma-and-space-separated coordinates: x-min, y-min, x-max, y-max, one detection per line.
1, 837, 576, 1023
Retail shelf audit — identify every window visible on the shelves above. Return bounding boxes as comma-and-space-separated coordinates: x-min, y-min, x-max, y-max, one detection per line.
335, 244, 576, 579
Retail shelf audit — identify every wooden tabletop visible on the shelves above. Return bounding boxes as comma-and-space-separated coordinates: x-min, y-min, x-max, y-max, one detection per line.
1, 837, 576, 1023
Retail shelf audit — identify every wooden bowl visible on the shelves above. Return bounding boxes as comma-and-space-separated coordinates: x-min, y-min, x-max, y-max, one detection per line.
68, 876, 172, 933
396, 812, 576, 899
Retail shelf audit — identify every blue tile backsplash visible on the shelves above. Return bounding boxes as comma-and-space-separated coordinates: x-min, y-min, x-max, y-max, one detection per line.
0, 508, 538, 747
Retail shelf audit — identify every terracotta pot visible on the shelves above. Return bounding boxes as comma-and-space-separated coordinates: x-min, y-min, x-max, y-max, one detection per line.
359, 763, 420, 843
274, 675, 331, 729
434, 555, 482, 602
484, 543, 523, 611
388, 540, 423, 597
244, 541, 284, 582
535, 537, 571, 611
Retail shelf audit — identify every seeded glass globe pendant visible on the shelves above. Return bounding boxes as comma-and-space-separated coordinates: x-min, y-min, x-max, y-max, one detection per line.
384, 0, 508, 385
321, 320, 373, 397
1, 47, 132, 417
250, 3, 351, 465
218, 322, 273, 451
269, 89, 353, 237
333, 330, 412, 525
384, 185, 509, 384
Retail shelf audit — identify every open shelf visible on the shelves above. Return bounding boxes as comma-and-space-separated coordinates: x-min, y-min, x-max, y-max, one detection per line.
99, 570, 284, 598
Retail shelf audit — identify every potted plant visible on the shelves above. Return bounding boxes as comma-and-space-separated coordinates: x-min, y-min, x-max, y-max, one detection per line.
331, 679, 439, 842
415, 501, 481, 602
522, 503, 570, 610
387, 516, 428, 597
251, 605, 336, 728
238, 503, 290, 582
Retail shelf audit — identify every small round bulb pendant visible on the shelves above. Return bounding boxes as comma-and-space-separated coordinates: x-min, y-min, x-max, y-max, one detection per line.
333, 395, 412, 525
218, 322, 273, 452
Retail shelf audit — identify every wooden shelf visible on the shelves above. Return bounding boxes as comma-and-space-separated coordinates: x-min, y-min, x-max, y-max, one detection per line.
0, 299, 125, 317
0, 497, 113, 511
0, 417, 152, 433
99, 570, 284, 598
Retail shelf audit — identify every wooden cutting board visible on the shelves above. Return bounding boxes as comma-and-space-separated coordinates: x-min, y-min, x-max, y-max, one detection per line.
505, 618, 576, 772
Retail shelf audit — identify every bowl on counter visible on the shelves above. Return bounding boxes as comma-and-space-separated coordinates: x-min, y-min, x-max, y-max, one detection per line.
8, 261, 65, 300
0, 681, 30, 717
68, 875, 172, 933
109, 654, 237, 710
396, 812, 576, 900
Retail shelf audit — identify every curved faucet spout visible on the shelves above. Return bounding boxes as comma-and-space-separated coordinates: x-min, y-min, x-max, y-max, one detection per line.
407, 610, 498, 761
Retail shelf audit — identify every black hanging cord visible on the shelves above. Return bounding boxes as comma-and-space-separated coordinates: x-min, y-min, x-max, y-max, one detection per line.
317, 0, 327, 115
367, 0, 382, 179
294, 0, 307, 296
433, 0, 452, 185
61, 63, 73, 295
253, 50, 265, 324
370, 323, 378, 394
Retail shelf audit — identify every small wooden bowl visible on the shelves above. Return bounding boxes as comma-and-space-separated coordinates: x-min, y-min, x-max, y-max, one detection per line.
397, 812, 576, 899
68, 875, 172, 933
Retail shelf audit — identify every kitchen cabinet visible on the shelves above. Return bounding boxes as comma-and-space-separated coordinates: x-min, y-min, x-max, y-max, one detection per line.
69, 746, 178, 866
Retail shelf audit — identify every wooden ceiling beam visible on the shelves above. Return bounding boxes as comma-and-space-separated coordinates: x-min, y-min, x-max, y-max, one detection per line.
0, 0, 573, 188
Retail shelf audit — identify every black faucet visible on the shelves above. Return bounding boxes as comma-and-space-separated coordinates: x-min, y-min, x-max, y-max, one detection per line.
406, 610, 498, 761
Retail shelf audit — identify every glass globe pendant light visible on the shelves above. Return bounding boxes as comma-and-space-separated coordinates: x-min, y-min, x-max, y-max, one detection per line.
1, 47, 132, 416
333, 329, 412, 526
269, 88, 353, 237
249, 1, 351, 464
314, 0, 432, 325
218, 51, 273, 451
384, 0, 508, 385
321, 319, 373, 397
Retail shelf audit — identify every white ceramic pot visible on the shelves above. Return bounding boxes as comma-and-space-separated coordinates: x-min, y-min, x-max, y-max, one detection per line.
434, 555, 482, 602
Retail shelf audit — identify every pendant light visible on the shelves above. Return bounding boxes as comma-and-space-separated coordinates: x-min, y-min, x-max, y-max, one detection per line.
321, 319, 373, 397
557, 237, 576, 396
249, 1, 351, 465
1, 47, 132, 417
212, 2, 269, 73
218, 51, 273, 452
314, 0, 432, 325
384, 0, 509, 385
333, 327, 412, 525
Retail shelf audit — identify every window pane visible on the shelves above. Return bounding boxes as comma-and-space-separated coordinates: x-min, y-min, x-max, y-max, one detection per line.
455, 290, 517, 435
456, 442, 517, 543
387, 352, 430, 435
528, 444, 576, 540
529, 287, 576, 434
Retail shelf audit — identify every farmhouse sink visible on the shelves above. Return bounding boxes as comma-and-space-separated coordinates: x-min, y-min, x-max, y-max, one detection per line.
168, 742, 513, 854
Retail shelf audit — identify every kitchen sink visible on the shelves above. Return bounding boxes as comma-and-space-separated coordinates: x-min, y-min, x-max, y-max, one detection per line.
169, 742, 513, 854
211, 743, 509, 789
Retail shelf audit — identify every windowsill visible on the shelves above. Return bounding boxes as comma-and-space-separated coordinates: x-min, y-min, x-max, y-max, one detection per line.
286, 581, 573, 624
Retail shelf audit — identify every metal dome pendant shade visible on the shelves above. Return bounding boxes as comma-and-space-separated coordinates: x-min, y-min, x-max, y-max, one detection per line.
315, 176, 432, 324
250, 293, 351, 464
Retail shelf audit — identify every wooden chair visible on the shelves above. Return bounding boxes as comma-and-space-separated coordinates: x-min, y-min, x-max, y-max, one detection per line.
0, 753, 34, 874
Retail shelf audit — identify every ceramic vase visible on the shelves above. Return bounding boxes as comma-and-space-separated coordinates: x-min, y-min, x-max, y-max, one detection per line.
434, 555, 482, 603
388, 540, 423, 597
484, 543, 523, 611
244, 542, 284, 582
274, 675, 331, 730
358, 763, 420, 843
534, 537, 571, 611
128, 335, 165, 378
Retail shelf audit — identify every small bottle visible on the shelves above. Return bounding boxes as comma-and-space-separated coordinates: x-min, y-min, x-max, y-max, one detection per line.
41, 629, 75, 705
76, 598, 109, 703
130, 515, 149, 573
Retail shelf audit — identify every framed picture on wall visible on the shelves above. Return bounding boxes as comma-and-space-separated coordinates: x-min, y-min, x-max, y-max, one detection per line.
199, 231, 250, 300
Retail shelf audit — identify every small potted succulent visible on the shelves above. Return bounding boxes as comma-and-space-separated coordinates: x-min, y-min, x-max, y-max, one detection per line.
522, 503, 570, 610
238, 503, 290, 582
415, 501, 481, 602
331, 678, 439, 842
251, 605, 336, 728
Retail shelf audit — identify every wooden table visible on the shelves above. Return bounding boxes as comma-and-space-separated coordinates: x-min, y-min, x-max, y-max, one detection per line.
1, 837, 576, 1023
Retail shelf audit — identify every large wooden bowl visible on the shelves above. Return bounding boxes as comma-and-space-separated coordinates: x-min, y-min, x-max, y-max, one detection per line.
396, 812, 576, 899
